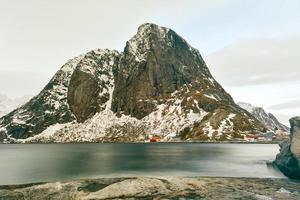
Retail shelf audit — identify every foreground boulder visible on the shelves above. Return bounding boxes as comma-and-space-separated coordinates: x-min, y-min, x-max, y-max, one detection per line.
274, 116, 300, 179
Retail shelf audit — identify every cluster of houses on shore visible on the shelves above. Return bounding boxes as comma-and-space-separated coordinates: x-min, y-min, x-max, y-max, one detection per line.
244, 130, 289, 142
244, 132, 274, 142
147, 130, 289, 143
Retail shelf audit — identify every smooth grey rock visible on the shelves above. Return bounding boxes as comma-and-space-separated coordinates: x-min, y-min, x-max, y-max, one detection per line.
1, 177, 300, 200
67, 49, 120, 122
274, 117, 300, 179
290, 117, 300, 158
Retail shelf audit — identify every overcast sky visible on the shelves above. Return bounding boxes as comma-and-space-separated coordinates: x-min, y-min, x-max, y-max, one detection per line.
0, 0, 299, 125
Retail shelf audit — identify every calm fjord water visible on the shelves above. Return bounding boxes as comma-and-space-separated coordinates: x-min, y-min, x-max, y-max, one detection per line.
0, 143, 285, 185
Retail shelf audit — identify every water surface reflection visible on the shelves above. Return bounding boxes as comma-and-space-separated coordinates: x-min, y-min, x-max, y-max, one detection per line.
0, 143, 285, 185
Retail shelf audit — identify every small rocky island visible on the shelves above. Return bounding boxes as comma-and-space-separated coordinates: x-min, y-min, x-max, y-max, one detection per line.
274, 116, 300, 179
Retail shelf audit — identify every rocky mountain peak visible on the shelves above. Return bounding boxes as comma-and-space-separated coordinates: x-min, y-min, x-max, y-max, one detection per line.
137, 23, 170, 34
0, 23, 267, 143
127, 23, 170, 54
125, 23, 207, 74
112, 24, 223, 119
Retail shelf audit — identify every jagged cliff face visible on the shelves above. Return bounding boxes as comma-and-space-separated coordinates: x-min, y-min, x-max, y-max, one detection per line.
237, 102, 288, 132
68, 49, 120, 122
112, 24, 232, 119
0, 23, 266, 143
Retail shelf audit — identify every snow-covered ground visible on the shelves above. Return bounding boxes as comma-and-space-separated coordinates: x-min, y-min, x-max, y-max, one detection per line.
17, 89, 210, 143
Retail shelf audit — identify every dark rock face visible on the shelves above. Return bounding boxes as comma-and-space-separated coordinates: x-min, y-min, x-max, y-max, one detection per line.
68, 49, 120, 122
274, 117, 300, 179
68, 66, 100, 123
112, 23, 265, 139
112, 23, 233, 119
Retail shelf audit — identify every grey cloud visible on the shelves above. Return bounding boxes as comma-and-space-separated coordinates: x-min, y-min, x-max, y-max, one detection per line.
0, 0, 223, 98
270, 113, 292, 127
267, 99, 300, 125
205, 35, 300, 125
268, 99, 300, 110
0, 70, 49, 98
205, 35, 300, 87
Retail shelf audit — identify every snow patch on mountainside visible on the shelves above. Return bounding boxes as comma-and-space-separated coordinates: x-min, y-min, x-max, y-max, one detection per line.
143, 101, 207, 138
203, 122, 214, 138
217, 113, 236, 134
94, 49, 117, 111
19, 95, 241, 143
237, 102, 256, 113
204, 94, 218, 101
18, 91, 209, 143
203, 113, 236, 139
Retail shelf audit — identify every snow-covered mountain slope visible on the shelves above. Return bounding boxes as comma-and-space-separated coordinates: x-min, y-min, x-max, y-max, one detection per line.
237, 102, 288, 132
0, 23, 267, 143
0, 55, 84, 140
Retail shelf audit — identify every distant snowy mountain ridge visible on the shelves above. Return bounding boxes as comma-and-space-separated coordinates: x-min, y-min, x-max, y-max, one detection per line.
237, 102, 288, 132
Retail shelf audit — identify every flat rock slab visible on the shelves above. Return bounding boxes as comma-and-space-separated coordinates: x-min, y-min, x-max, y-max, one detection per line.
0, 177, 300, 200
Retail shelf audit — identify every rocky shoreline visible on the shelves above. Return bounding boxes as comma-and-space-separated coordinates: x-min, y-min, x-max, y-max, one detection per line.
1, 139, 285, 144
0, 177, 299, 200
